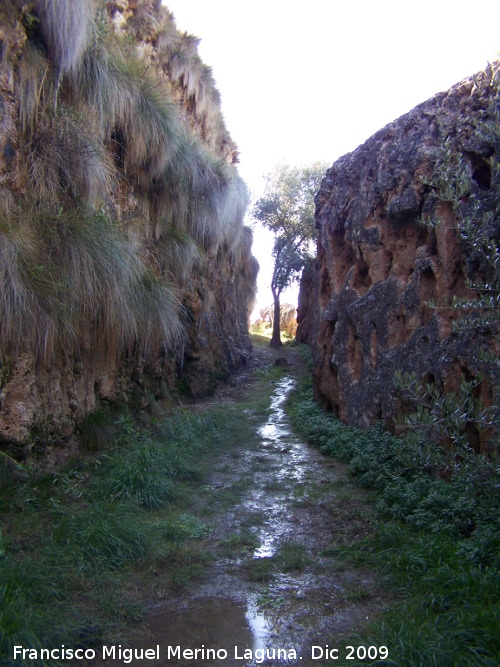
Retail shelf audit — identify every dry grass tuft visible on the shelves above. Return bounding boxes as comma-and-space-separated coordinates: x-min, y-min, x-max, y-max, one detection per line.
32, 0, 95, 75
67, 40, 185, 185
147, 225, 202, 282
27, 106, 115, 205
18, 40, 53, 134
0, 217, 59, 359
0, 206, 183, 362
168, 32, 201, 91
186, 148, 248, 251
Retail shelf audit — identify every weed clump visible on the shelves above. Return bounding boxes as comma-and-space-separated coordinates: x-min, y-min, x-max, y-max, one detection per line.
93, 419, 192, 509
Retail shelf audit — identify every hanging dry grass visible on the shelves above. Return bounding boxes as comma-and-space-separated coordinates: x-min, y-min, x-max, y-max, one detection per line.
228, 224, 253, 264
156, 13, 181, 57
148, 138, 248, 253
0, 206, 183, 363
193, 65, 221, 119
158, 29, 227, 150
146, 224, 201, 282
67, 38, 185, 185
42, 208, 140, 356
247, 255, 260, 305
168, 33, 202, 93
230, 226, 259, 316
17, 40, 53, 135
146, 135, 200, 229
36, 207, 183, 357
130, 271, 184, 355
0, 217, 60, 360
1, 0, 252, 372
123, 73, 183, 183
27, 106, 115, 205
187, 155, 249, 251
126, 2, 164, 41
31, 0, 95, 76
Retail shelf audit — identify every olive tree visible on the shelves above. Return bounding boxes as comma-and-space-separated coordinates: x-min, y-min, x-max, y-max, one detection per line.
252, 162, 327, 347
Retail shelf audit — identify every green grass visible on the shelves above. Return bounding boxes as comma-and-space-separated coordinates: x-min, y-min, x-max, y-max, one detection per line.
219, 530, 260, 556
51, 501, 152, 575
0, 404, 252, 665
243, 538, 311, 583
78, 406, 119, 451
249, 324, 295, 347
158, 514, 209, 542
274, 539, 310, 571
288, 383, 500, 666
230, 363, 290, 423
245, 557, 276, 582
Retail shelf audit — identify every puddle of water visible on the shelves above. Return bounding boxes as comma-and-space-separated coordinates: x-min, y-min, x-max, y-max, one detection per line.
253, 531, 275, 558
251, 377, 307, 559
245, 596, 271, 652
91, 597, 292, 667
257, 378, 296, 445
91, 598, 255, 666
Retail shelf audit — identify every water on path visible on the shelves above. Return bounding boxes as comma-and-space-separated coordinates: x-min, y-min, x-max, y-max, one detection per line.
96, 358, 384, 666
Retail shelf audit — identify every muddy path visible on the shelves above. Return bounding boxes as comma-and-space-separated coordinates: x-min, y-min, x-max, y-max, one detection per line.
97, 346, 386, 666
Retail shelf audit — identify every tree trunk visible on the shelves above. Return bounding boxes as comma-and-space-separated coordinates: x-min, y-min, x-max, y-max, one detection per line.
270, 289, 282, 348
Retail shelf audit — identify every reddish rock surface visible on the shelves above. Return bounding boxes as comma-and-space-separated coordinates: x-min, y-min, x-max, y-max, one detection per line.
297, 63, 500, 440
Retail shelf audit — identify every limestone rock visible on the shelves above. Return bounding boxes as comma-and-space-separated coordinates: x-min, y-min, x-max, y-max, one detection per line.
297, 62, 500, 447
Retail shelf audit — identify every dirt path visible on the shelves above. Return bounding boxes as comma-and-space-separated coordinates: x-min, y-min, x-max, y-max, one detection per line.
98, 346, 385, 666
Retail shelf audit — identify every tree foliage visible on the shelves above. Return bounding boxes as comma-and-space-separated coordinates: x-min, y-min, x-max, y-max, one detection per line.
252, 162, 327, 346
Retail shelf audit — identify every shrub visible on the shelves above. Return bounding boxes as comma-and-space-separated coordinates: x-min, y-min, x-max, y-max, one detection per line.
397, 92, 500, 456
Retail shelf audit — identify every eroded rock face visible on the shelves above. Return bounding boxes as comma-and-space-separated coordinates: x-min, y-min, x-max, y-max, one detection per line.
0, 0, 257, 455
297, 63, 500, 441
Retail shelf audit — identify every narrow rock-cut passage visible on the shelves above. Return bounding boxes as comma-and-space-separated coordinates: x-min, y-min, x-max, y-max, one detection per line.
95, 348, 384, 667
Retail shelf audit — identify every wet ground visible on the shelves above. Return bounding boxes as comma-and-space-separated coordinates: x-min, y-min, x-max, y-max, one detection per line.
96, 346, 385, 666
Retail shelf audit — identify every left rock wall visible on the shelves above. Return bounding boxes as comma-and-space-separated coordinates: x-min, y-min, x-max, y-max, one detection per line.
0, 0, 258, 457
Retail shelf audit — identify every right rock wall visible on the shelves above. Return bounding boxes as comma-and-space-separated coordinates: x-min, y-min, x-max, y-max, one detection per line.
297, 63, 500, 445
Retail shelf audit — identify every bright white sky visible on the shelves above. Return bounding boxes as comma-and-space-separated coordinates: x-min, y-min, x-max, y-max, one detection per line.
164, 0, 500, 317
